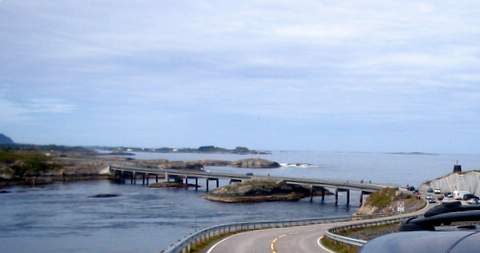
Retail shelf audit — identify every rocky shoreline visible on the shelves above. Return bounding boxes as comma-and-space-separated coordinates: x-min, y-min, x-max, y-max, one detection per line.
0, 149, 281, 189
204, 192, 307, 203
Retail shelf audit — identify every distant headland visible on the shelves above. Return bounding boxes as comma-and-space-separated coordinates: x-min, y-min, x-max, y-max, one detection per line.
0, 133, 14, 145
96, 145, 271, 155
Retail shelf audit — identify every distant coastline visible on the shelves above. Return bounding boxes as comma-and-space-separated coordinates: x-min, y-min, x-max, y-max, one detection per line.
95, 145, 271, 155
386, 152, 437, 156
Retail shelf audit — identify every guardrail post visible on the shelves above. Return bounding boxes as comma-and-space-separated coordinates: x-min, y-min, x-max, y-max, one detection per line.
346, 189, 350, 207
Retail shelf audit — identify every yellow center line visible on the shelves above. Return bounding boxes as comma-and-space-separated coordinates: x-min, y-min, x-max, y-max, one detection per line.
270, 238, 278, 253
271, 234, 287, 253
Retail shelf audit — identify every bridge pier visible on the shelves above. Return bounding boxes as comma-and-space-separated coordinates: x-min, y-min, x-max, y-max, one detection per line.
113, 170, 125, 184
309, 185, 314, 203
346, 189, 350, 207
185, 176, 199, 190
206, 178, 219, 192
335, 189, 351, 207
359, 191, 371, 207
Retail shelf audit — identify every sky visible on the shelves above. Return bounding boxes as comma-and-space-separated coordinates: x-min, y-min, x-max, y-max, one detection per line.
0, 0, 479, 153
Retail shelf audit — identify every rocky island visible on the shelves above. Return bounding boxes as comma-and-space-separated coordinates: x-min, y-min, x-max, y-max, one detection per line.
204, 179, 327, 203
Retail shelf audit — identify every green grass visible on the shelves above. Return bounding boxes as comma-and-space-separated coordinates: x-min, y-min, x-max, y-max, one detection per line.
321, 236, 359, 253
189, 232, 235, 253
365, 188, 397, 209
338, 223, 400, 241
0, 150, 61, 177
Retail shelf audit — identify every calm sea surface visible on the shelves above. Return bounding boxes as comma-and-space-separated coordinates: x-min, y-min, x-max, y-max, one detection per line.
1, 151, 479, 253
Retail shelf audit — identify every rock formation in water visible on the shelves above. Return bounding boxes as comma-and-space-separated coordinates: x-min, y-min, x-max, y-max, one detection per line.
231, 158, 280, 168
204, 179, 317, 203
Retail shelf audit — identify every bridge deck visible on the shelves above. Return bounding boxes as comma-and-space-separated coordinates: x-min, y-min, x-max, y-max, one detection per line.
110, 166, 387, 192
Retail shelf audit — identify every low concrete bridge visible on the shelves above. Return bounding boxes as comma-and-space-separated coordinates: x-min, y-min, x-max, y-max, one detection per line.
109, 165, 389, 207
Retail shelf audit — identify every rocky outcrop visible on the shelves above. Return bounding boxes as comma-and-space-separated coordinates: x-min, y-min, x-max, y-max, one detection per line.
204, 179, 313, 203
420, 170, 480, 196
231, 158, 280, 168
355, 188, 424, 217
149, 181, 200, 189
134, 158, 279, 169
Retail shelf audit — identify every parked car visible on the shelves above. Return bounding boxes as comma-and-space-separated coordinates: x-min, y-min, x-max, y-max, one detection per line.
425, 195, 436, 203
433, 188, 441, 194
463, 194, 479, 201
453, 190, 471, 200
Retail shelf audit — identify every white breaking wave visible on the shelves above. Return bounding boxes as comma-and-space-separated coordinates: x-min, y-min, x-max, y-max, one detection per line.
280, 163, 313, 168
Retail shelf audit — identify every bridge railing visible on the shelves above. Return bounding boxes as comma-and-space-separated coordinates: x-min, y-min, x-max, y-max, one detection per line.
109, 165, 388, 192
161, 216, 352, 253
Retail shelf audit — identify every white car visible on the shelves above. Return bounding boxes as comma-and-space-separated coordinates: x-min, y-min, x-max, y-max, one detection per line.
433, 188, 441, 194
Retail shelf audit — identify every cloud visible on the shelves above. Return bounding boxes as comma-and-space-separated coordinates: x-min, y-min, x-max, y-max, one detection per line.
0, 0, 479, 150
0, 95, 75, 123
26, 98, 75, 114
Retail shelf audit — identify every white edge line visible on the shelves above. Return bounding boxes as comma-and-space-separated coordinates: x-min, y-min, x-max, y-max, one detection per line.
206, 232, 244, 253
317, 236, 337, 253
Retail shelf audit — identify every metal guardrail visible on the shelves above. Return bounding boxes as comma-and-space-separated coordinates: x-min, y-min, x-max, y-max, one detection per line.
325, 199, 430, 248
325, 216, 411, 247
162, 216, 352, 253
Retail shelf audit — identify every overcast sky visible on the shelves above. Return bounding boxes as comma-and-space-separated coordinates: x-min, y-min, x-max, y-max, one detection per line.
0, 0, 479, 153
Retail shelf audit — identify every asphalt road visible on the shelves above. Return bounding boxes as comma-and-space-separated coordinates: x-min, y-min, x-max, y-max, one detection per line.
205, 223, 338, 253
205, 202, 431, 253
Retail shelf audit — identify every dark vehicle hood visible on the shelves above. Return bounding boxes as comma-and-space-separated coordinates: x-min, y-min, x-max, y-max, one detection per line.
360, 231, 480, 253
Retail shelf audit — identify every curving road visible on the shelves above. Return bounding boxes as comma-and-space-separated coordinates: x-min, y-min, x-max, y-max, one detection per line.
205, 223, 338, 253
205, 203, 431, 253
